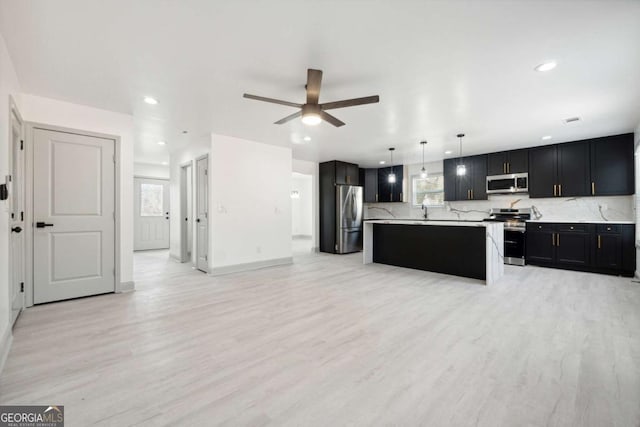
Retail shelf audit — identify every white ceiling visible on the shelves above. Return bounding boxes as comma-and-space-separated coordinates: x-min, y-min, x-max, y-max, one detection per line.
1, 0, 639, 168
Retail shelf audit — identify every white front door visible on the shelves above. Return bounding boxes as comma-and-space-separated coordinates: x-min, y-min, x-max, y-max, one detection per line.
196, 156, 208, 272
134, 178, 170, 250
33, 128, 116, 304
9, 103, 24, 324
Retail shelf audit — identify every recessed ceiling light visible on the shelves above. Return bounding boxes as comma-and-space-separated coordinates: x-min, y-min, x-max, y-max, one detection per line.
444, 150, 453, 155
541, 135, 552, 141
303, 136, 311, 142
157, 141, 166, 145
379, 160, 386, 165
535, 61, 557, 72
161, 161, 168, 165
144, 96, 158, 105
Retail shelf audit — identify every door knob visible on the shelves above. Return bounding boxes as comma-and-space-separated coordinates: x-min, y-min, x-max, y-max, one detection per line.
36, 222, 54, 228
11, 226, 22, 233
196, 218, 201, 223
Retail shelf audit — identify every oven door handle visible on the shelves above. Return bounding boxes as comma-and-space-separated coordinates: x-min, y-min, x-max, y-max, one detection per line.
504, 228, 526, 232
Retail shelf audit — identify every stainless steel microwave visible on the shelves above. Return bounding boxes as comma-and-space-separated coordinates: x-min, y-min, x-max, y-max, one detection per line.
486, 173, 528, 194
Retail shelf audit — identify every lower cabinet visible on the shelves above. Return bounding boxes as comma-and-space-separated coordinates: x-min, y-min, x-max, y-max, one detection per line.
526, 222, 635, 276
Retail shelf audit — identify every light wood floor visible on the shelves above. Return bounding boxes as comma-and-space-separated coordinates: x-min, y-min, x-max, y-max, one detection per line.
1, 250, 639, 426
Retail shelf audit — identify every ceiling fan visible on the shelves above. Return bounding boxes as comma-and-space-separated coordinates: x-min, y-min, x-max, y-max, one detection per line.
243, 69, 379, 127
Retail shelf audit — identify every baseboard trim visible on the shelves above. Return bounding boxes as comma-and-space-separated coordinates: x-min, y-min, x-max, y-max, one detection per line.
117, 281, 136, 293
209, 257, 293, 276
0, 326, 13, 377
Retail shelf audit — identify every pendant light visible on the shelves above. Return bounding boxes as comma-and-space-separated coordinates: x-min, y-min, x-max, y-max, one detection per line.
387, 148, 396, 183
420, 140, 428, 178
456, 133, 466, 176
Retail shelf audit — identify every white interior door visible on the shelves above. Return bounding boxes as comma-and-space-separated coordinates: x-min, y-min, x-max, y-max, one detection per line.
180, 163, 193, 262
196, 156, 208, 272
134, 178, 169, 250
33, 128, 115, 304
9, 103, 24, 324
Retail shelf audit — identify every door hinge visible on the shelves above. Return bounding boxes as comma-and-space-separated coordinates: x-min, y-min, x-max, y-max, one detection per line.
20, 211, 24, 221
20, 282, 24, 293
20, 140, 23, 150
204, 169, 208, 175
11, 213, 14, 219
204, 255, 208, 261
113, 155, 116, 163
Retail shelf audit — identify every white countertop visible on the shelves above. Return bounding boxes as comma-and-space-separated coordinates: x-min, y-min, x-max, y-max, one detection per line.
526, 219, 635, 224
364, 219, 494, 227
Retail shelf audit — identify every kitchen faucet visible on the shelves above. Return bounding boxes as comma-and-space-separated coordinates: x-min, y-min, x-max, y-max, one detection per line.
422, 204, 428, 219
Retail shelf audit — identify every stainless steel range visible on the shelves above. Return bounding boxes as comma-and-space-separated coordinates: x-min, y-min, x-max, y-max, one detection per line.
484, 208, 531, 266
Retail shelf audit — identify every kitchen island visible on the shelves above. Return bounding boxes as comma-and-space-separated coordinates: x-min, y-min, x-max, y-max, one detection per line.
363, 220, 504, 285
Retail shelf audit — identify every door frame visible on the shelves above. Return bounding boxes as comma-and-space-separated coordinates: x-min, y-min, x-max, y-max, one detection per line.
24, 122, 122, 307
8, 96, 24, 323
195, 154, 209, 273
133, 177, 170, 251
180, 160, 194, 264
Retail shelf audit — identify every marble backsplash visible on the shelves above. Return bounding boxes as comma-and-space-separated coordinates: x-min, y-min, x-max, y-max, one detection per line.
365, 194, 635, 223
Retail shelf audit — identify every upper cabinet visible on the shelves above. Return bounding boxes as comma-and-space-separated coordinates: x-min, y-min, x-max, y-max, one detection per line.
360, 168, 378, 203
529, 134, 633, 198
444, 154, 488, 201
334, 161, 359, 185
377, 165, 403, 202
589, 134, 634, 196
487, 149, 528, 175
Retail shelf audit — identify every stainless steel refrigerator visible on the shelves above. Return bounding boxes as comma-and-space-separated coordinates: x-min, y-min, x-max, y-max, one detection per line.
336, 185, 363, 253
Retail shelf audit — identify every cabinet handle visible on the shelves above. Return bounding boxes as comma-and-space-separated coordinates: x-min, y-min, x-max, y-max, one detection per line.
553, 184, 557, 196
346, 176, 350, 184
467, 189, 470, 199
559, 184, 562, 197
471, 189, 474, 199
597, 235, 601, 249
400, 192, 403, 201
507, 163, 510, 174
591, 182, 595, 196
503, 163, 506, 174
557, 234, 560, 246
375, 194, 378, 202
552, 233, 555, 246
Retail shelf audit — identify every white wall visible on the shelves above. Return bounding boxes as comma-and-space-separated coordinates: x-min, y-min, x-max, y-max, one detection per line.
168, 138, 209, 260
634, 123, 640, 277
0, 32, 22, 367
292, 159, 319, 250
134, 162, 169, 179
20, 94, 135, 286
210, 134, 292, 272
291, 173, 313, 236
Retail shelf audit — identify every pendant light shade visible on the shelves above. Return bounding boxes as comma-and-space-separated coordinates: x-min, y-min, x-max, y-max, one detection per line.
387, 148, 396, 183
456, 133, 466, 176
420, 140, 428, 178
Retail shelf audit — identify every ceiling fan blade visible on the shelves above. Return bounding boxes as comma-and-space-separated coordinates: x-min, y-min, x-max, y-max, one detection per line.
306, 69, 323, 104
243, 93, 302, 108
320, 111, 345, 127
274, 110, 302, 125
320, 95, 380, 110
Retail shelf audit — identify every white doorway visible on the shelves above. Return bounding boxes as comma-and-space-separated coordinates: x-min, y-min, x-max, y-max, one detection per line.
9, 98, 25, 325
134, 178, 170, 251
180, 161, 194, 263
291, 172, 314, 254
32, 127, 116, 304
195, 155, 209, 272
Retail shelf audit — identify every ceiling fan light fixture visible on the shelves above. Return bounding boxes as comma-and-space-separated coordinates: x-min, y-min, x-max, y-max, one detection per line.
301, 112, 321, 126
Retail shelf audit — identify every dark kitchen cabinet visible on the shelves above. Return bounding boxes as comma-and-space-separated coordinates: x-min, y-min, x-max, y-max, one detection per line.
443, 155, 487, 201
529, 134, 634, 199
334, 161, 359, 185
590, 133, 634, 196
360, 168, 378, 203
377, 165, 403, 202
555, 224, 591, 268
528, 146, 556, 198
525, 223, 555, 263
529, 141, 590, 198
487, 149, 528, 175
526, 222, 635, 276
319, 160, 361, 254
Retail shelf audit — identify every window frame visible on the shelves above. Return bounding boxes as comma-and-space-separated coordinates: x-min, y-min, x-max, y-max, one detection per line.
411, 173, 445, 208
